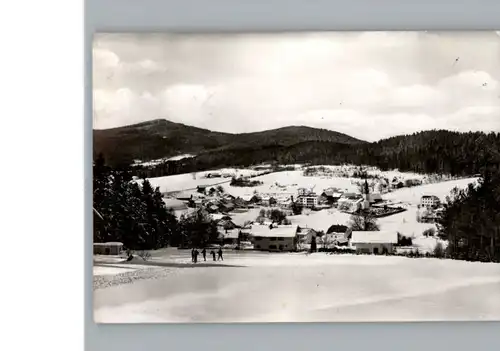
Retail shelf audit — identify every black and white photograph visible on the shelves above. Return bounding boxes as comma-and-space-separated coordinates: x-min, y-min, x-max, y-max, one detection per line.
92, 31, 500, 323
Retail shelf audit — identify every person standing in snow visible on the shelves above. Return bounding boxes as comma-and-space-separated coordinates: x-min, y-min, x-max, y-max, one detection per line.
217, 247, 224, 261
193, 249, 199, 263
210, 250, 216, 261
201, 248, 207, 261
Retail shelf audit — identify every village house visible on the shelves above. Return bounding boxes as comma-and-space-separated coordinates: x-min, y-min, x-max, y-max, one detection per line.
350, 231, 398, 254
337, 193, 363, 212
219, 228, 240, 246
216, 217, 238, 232
420, 195, 441, 208
320, 188, 343, 204
278, 197, 293, 209
250, 224, 298, 252
296, 226, 318, 245
322, 224, 349, 247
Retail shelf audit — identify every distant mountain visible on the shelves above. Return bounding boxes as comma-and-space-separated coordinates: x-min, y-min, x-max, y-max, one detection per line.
93, 119, 366, 165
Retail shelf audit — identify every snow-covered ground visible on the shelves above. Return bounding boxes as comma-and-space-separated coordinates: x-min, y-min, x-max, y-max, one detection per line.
147, 168, 265, 193
383, 177, 479, 205
93, 250, 500, 323
93, 265, 138, 276
226, 170, 359, 198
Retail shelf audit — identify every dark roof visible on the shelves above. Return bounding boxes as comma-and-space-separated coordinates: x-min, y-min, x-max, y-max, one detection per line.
327, 224, 348, 234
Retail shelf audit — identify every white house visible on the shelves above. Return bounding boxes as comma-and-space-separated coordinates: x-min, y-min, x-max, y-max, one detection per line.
250, 224, 298, 252
420, 195, 441, 208
350, 231, 398, 254
297, 194, 319, 208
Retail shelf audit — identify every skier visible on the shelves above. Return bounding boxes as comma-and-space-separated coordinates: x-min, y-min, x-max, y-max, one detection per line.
217, 247, 224, 261
201, 248, 207, 261
191, 248, 195, 263
193, 249, 199, 263
210, 250, 216, 261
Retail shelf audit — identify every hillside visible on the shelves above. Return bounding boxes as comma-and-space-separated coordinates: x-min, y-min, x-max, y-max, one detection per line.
93, 119, 366, 165
134, 130, 499, 179
94, 119, 500, 178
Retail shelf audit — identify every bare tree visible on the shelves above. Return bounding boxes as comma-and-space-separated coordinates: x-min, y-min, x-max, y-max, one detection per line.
349, 210, 379, 231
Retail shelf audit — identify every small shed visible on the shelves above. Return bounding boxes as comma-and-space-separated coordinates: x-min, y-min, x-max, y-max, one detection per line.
93, 242, 124, 255
350, 231, 398, 255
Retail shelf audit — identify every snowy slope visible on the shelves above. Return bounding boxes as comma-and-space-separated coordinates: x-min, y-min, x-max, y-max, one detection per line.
94, 252, 500, 323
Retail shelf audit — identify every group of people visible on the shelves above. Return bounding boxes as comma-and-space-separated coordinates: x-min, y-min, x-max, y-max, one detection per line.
191, 247, 224, 263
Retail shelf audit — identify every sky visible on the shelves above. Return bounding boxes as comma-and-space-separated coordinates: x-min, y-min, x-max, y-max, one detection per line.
93, 31, 500, 142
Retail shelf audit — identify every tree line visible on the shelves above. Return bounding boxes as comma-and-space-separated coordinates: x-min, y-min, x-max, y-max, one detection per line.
438, 169, 500, 262
93, 154, 221, 250
132, 130, 500, 179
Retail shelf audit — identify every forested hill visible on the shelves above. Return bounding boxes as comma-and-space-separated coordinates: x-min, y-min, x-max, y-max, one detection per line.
93, 119, 365, 165
366, 130, 500, 175
94, 119, 500, 178
129, 129, 500, 179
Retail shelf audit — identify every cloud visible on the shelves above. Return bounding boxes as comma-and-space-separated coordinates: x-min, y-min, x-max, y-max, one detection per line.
93, 32, 500, 141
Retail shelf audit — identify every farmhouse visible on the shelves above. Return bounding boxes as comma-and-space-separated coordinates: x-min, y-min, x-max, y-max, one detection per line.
421, 195, 441, 208
350, 231, 398, 254
250, 224, 298, 252
93, 242, 124, 255
296, 226, 318, 244
321, 188, 343, 203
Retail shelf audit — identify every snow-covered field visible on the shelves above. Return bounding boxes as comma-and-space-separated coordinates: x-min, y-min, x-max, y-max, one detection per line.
146, 168, 265, 193
93, 250, 500, 323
